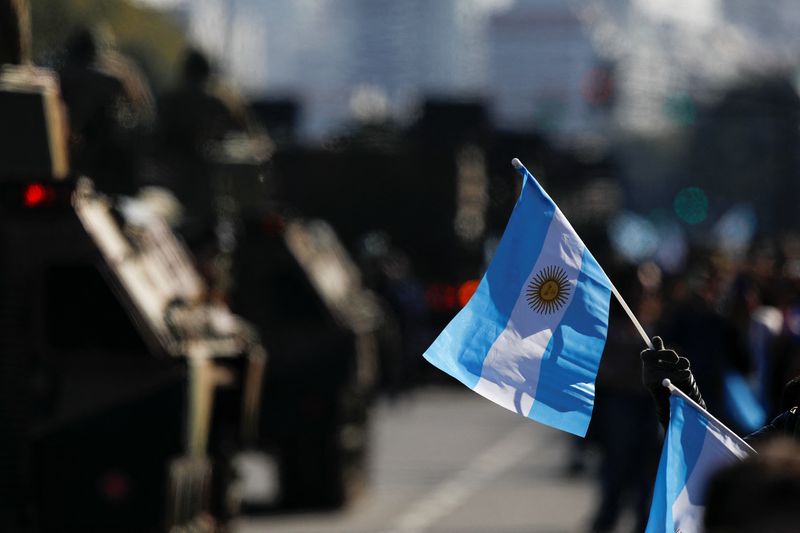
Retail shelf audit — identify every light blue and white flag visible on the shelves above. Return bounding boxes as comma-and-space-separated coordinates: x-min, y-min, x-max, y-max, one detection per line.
645, 393, 753, 533
723, 369, 766, 434
423, 159, 613, 437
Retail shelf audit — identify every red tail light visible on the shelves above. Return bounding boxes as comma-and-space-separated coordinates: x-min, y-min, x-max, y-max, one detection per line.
426, 283, 459, 312
458, 279, 480, 308
262, 213, 286, 236
23, 183, 56, 207
99, 470, 130, 502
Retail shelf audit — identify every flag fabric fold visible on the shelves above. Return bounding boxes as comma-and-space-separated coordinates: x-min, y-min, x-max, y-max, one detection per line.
645, 394, 753, 533
423, 159, 612, 437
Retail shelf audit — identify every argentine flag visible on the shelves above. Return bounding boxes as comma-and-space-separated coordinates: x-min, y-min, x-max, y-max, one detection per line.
424, 158, 612, 437
645, 393, 753, 533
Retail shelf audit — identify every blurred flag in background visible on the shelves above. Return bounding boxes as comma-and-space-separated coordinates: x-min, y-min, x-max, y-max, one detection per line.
723, 370, 767, 434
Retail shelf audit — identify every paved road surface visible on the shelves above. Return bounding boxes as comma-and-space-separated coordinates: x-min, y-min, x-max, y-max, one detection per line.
238, 387, 613, 533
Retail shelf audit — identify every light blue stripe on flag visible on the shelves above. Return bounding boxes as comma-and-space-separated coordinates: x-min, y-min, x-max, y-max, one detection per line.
528, 248, 611, 435
423, 159, 612, 437
645, 395, 752, 533
723, 370, 766, 433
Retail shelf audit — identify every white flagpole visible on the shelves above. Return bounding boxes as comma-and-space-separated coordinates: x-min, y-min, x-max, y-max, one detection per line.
610, 283, 654, 350
511, 157, 654, 350
662, 378, 757, 455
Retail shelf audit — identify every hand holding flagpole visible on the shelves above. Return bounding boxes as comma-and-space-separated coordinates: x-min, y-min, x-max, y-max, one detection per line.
662, 378, 756, 454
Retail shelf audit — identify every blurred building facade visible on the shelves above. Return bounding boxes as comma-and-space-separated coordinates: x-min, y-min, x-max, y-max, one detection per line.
576, 0, 800, 134
487, 0, 601, 139
136, 0, 800, 142
142, 0, 605, 140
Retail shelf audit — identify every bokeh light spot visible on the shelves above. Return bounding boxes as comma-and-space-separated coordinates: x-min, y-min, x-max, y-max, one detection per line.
458, 279, 480, 308
608, 211, 659, 263
673, 187, 708, 225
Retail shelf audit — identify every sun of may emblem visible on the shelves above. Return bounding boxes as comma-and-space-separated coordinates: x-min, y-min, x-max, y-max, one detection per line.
526, 265, 571, 314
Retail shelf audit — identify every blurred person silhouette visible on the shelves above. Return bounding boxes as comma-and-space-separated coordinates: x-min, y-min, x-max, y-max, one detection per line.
357, 231, 430, 395
157, 48, 248, 263
704, 437, 800, 533
765, 271, 800, 418
58, 26, 153, 195
92, 24, 156, 129
658, 259, 749, 423
721, 244, 786, 417
589, 266, 660, 533
0, 0, 30, 66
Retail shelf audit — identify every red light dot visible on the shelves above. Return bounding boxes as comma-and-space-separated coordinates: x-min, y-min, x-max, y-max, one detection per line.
425, 284, 443, 310
443, 286, 458, 310
458, 279, 480, 308
99, 471, 130, 502
24, 184, 48, 207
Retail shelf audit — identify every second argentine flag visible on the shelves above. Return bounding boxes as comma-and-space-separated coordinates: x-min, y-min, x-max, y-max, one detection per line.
424, 158, 612, 437
645, 394, 753, 533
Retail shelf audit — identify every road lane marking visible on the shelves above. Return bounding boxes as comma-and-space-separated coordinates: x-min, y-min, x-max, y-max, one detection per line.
382, 424, 536, 533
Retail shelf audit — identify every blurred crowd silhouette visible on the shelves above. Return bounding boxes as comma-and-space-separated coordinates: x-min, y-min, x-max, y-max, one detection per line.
585, 243, 800, 532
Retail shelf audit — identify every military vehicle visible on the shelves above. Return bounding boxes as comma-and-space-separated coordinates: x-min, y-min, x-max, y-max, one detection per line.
0, 65, 264, 532
209, 134, 383, 510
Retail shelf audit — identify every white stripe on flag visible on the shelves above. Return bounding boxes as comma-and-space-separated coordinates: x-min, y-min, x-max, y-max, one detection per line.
672, 414, 750, 532
473, 208, 585, 416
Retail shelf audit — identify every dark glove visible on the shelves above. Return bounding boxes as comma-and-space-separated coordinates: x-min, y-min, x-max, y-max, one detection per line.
641, 336, 705, 428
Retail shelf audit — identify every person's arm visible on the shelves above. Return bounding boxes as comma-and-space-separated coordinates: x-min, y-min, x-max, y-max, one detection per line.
744, 410, 796, 446
745, 379, 800, 446
641, 336, 705, 429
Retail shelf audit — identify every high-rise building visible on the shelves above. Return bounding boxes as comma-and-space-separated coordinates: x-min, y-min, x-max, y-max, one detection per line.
487, 0, 599, 139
